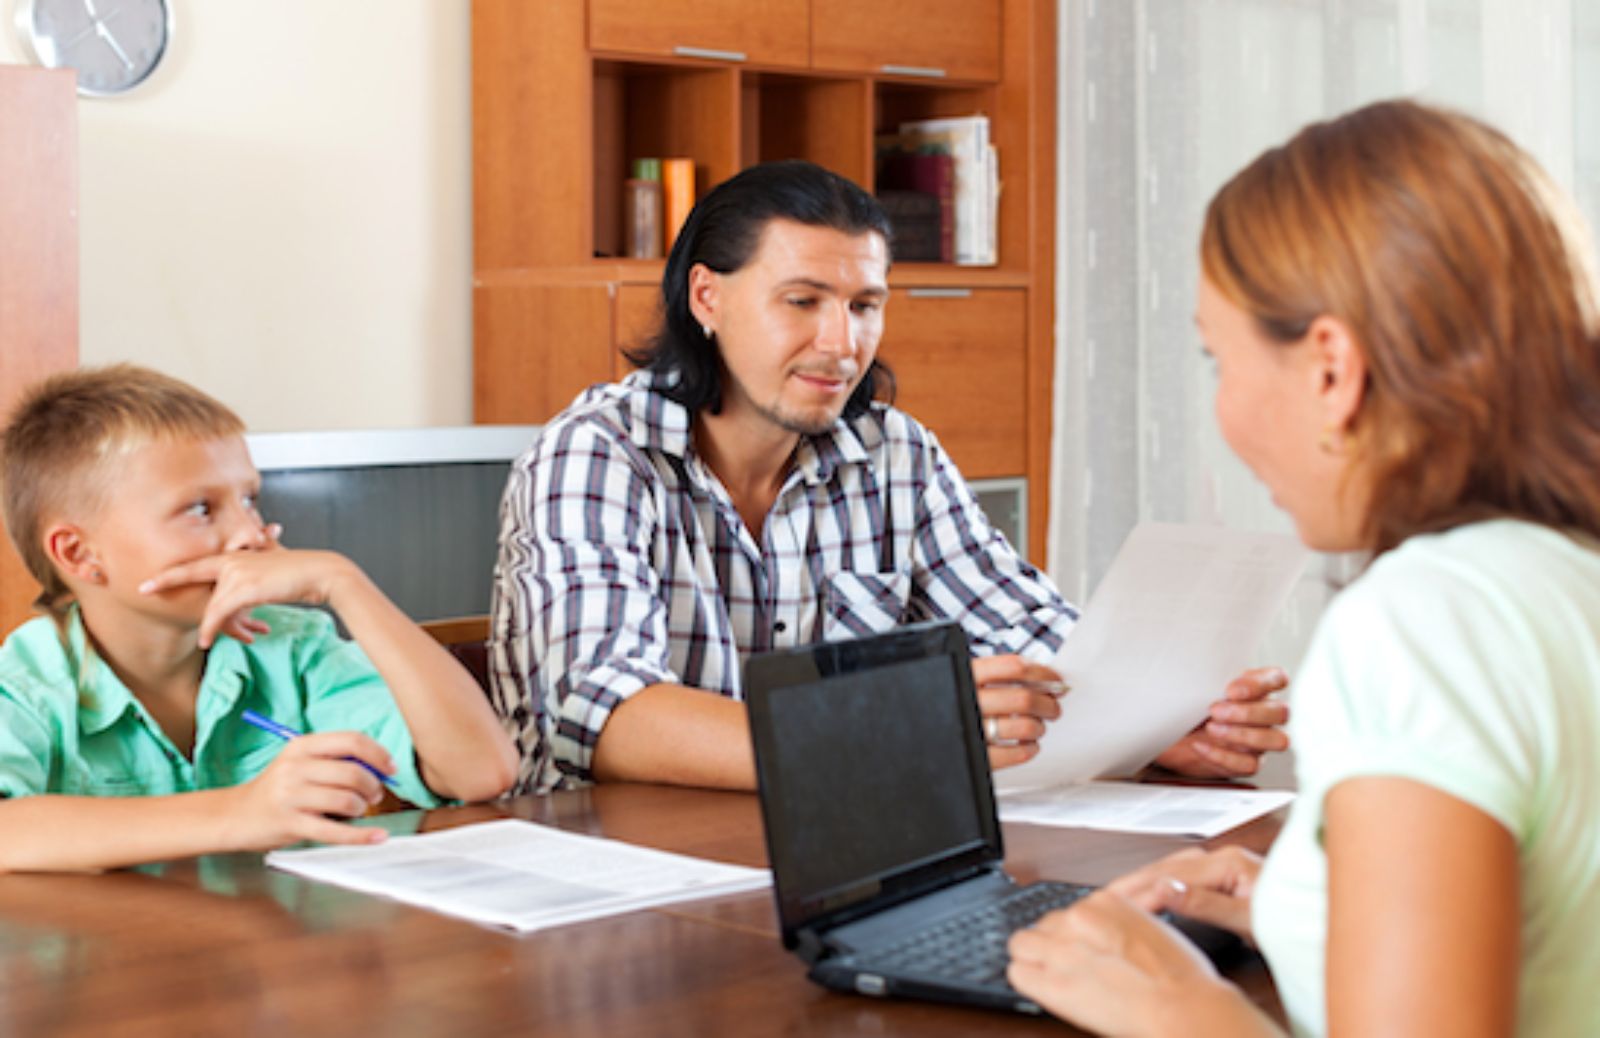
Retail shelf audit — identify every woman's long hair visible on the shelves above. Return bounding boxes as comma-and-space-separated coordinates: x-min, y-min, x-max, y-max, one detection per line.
1202, 99, 1600, 555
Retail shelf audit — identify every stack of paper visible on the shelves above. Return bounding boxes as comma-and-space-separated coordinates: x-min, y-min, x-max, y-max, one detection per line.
267, 819, 770, 933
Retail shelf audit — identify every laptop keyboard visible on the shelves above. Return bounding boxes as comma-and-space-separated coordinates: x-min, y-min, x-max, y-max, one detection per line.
853, 881, 1091, 986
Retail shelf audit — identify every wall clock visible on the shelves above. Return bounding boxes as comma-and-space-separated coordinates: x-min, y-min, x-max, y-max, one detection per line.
14, 0, 172, 97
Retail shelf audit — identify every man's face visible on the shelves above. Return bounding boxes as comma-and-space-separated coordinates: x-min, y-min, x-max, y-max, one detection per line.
693, 219, 890, 437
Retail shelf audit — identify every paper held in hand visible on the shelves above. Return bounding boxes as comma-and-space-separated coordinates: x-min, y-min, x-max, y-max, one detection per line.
993, 522, 1309, 796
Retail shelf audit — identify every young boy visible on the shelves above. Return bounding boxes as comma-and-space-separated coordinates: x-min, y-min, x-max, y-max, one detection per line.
0, 365, 517, 871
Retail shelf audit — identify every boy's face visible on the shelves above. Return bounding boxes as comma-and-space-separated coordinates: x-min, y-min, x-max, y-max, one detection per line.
80, 434, 268, 627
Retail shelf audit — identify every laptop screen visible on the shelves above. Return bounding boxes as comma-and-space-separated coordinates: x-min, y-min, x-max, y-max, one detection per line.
746, 623, 1003, 944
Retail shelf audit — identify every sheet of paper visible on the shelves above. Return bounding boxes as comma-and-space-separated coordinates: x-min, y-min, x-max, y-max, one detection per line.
266, 818, 770, 933
998, 781, 1295, 837
995, 522, 1308, 794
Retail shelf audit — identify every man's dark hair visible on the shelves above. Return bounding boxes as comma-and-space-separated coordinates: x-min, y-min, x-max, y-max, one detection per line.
625, 160, 896, 418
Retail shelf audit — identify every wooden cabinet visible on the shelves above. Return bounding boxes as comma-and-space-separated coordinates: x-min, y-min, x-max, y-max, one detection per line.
0, 67, 78, 633
878, 288, 1026, 478
589, 0, 810, 67
472, 0, 1056, 559
812, 0, 1002, 81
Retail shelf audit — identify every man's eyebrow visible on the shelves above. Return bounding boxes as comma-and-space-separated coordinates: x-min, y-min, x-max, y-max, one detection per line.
775, 278, 836, 292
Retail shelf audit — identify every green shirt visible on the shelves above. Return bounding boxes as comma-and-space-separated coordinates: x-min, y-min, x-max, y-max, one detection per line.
0, 604, 440, 808
1253, 520, 1600, 1036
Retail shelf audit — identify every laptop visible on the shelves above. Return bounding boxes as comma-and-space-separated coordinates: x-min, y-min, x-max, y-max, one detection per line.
745, 620, 1243, 1015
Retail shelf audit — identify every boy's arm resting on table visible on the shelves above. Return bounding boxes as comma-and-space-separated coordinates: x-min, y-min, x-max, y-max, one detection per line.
0, 730, 394, 873
141, 549, 518, 803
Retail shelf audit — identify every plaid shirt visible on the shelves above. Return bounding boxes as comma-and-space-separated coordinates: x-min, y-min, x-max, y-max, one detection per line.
489, 372, 1078, 792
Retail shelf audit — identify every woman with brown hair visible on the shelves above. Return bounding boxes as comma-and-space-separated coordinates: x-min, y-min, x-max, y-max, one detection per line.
1006, 99, 1600, 1036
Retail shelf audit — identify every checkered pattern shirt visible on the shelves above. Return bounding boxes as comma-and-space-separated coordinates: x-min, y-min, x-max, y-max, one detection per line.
489, 372, 1078, 792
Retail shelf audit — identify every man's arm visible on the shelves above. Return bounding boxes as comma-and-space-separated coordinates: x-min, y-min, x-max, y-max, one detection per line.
590, 684, 755, 789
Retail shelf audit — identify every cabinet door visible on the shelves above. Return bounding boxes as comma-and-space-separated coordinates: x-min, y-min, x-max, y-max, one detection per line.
474, 284, 615, 423
812, 0, 1001, 81
877, 287, 1025, 478
590, 0, 810, 68
614, 284, 661, 379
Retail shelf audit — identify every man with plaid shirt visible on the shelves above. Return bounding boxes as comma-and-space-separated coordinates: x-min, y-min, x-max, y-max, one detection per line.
490, 162, 1289, 793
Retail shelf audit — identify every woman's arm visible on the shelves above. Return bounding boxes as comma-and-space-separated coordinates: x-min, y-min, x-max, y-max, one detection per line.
1324, 776, 1520, 1038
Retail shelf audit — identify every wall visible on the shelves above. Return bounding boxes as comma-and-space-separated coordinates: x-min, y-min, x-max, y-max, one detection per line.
1, 0, 472, 431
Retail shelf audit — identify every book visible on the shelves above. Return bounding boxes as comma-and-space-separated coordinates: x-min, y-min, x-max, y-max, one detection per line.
875, 142, 956, 262
895, 115, 997, 266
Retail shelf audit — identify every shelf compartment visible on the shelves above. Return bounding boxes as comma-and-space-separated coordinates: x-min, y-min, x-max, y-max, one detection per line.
740, 72, 872, 187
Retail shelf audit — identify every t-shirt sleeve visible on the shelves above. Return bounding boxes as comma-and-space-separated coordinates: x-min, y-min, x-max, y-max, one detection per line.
0, 686, 54, 798
291, 610, 444, 809
1291, 560, 1539, 843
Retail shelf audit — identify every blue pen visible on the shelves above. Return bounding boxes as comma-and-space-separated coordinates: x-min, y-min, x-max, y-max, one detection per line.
240, 709, 397, 787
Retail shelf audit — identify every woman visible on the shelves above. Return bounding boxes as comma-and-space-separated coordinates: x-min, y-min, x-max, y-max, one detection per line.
1007, 100, 1600, 1036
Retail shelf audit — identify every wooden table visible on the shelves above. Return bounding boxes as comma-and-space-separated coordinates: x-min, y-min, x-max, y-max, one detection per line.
0, 785, 1284, 1036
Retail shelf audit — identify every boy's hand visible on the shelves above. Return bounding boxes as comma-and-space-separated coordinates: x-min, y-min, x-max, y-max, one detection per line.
223, 731, 394, 850
140, 545, 362, 648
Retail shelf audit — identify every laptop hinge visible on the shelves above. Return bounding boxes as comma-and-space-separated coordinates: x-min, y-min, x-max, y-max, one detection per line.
794, 926, 830, 966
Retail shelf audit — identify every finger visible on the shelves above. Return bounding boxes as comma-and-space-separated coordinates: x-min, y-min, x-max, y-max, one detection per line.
218, 611, 262, 645
972, 654, 1067, 688
293, 815, 388, 847
986, 714, 1047, 745
1163, 884, 1254, 937
1201, 720, 1289, 754
977, 687, 1062, 721
264, 523, 284, 548
987, 742, 1040, 770
1209, 698, 1289, 727
288, 731, 398, 776
138, 555, 226, 595
1224, 666, 1288, 700
1190, 739, 1261, 777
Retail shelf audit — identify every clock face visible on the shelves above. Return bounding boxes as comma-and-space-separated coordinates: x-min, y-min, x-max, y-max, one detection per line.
16, 0, 171, 97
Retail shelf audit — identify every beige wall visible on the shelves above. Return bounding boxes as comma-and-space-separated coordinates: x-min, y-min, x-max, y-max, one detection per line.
2, 0, 472, 431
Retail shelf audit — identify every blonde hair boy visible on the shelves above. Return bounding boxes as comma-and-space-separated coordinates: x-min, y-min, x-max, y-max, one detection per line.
0, 365, 515, 871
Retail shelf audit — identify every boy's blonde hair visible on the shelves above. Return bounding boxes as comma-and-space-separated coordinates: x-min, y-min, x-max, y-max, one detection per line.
0, 364, 245, 613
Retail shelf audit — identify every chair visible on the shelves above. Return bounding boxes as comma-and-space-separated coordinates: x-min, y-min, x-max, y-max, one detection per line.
422, 615, 492, 693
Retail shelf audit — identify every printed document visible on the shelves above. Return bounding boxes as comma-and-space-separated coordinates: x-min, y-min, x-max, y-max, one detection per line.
998, 781, 1294, 837
266, 818, 770, 933
995, 522, 1308, 796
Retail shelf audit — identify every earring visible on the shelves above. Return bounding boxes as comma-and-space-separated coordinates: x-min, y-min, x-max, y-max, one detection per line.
702, 324, 714, 340
90, 567, 104, 581
1319, 427, 1344, 455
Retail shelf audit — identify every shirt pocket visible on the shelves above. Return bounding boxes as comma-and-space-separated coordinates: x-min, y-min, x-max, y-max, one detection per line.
821, 569, 913, 641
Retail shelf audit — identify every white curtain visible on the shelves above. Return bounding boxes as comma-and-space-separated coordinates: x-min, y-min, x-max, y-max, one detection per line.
1050, 0, 1600, 674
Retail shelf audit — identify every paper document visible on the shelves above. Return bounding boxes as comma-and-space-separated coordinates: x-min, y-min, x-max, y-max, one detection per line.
996, 523, 1308, 794
266, 819, 770, 933
999, 781, 1294, 837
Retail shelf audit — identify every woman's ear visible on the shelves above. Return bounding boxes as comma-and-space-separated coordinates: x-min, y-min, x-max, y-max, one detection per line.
43, 523, 102, 586
1307, 314, 1368, 433
687, 263, 720, 336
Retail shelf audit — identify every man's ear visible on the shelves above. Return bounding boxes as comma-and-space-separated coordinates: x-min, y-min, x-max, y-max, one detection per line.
687, 263, 720, 335
1306, 314, 1368, 434
42, 523, 102, 586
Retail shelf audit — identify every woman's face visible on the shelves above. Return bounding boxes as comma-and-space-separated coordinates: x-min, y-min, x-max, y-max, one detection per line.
1196, 276, 1367, 552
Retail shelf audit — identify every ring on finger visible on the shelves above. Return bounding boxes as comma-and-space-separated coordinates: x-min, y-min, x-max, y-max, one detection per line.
985, 716, 1001, 743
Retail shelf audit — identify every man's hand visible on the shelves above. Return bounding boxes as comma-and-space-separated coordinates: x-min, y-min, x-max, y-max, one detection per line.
140, 542, 362, 648
972, 655, 1066, 770
221, 731, 394, 850
1153, 666, 1289, 778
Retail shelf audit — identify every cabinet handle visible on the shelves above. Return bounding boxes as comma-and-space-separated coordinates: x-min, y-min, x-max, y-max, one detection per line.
881, 64, 947, 79
907, 288, 973, 299
674, 45, 747, 62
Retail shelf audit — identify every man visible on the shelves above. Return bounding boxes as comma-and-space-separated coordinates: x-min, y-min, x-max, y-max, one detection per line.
490, 161, 1287, 793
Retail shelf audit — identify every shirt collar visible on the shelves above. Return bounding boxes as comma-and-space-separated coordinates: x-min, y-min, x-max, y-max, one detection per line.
67, 606, 253, 736
627, 369, 875, 484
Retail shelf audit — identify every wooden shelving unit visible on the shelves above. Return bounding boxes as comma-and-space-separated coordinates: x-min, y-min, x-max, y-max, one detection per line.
472, 0, 1056, 560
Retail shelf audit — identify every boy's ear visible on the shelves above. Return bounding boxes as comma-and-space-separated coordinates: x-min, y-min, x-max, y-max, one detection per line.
43, 523, 104, 586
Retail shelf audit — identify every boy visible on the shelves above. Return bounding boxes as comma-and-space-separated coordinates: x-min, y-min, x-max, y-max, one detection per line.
0, 365, 517, 871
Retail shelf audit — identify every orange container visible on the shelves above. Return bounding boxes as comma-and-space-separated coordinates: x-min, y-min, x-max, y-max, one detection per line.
661, 158, 695, 251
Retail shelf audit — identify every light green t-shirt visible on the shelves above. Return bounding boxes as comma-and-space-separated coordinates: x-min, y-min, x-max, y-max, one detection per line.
0, 604, 441, 808
1253, 520, 1600, 1036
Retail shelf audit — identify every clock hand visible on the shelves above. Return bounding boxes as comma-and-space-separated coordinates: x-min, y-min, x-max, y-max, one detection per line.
94, 20, 135, 72
82, 0, 101, 18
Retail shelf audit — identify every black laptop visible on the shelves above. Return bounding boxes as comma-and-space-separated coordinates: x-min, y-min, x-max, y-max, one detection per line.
745, 620, 1241, 1015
